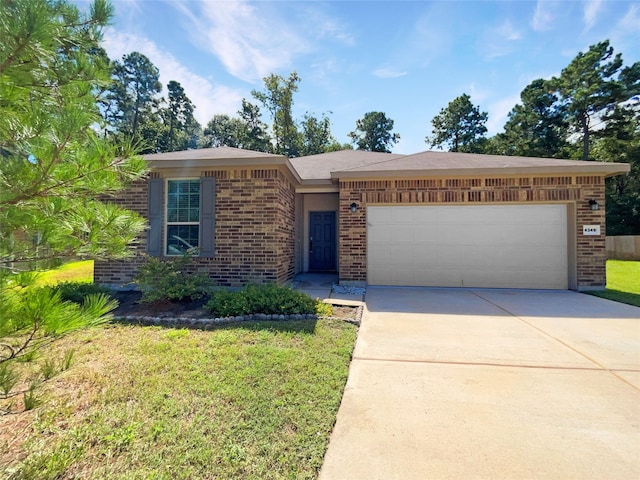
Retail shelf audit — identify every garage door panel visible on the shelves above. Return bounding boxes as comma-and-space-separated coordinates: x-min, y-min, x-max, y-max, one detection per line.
412, 208, 441, 223
387, 245, 416, 266
367, 247, 391, 269
389, 225, 417, 244
522, 207, 564, 224
414, 267, 462, 287
413, 224, 436, 243
368, 226, 392, 244
435, 224, 476, 244
389, 269, 416, 285
367, 205, 568, 289
411, 246, 441, 266
384, 207, 416, 223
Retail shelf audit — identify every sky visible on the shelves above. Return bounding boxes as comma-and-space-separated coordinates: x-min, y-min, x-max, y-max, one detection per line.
93, 0, 639, 154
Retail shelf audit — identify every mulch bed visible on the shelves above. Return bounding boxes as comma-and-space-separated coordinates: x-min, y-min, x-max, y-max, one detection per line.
111, 291, 361, 323
112, 290, 211, 319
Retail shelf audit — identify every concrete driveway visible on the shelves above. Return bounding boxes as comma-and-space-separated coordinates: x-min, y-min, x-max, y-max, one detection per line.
319, 288, 640, 480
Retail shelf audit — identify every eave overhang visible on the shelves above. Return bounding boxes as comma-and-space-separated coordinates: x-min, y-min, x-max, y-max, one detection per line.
330, 162, 631, 180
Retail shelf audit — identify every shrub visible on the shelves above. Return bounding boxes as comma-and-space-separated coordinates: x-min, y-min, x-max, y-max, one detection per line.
206, 289, 249, 317
206, 284, 316, 317
51, 282, 112, 304
315, 302, 333, 317
134, 256, 213, 303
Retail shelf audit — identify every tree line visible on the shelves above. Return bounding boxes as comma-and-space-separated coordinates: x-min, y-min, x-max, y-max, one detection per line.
100, 53, 405, 155
425, 40, 639, 235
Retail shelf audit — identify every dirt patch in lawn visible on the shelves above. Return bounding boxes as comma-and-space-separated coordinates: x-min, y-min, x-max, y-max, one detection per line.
331, 305, 361, 322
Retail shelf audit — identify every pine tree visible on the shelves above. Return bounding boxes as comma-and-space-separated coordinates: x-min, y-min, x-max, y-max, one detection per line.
0, 0, 147, 400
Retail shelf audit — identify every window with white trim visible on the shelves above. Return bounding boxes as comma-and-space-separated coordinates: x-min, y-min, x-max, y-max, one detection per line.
166, 179, 200, 255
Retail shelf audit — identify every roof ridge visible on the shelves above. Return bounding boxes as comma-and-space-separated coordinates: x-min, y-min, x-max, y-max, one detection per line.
335, 152, 406, 172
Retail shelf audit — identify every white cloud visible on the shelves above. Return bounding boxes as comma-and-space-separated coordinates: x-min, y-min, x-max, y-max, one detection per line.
303, 7, 356, 46
102, 30, 244, 125
618, 4, 640, 33
497, 20, 522, 41
531, 0, 562, 32
172, 1, 309, 83
478, 20, 523, 59
607, 4, 640, 54
406, 5, 454, 68
583, 0, 602, 31
372, 68, 408, 79
486, 95, 520, 135
468, 84, 491, 104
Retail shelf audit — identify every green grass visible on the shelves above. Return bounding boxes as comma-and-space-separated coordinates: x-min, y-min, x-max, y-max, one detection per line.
0, 319, 357, 479
35, 260, 94, 286
588, 260, 640, 307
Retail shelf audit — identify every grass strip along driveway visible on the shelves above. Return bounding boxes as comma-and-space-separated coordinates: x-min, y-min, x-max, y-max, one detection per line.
1, 319, 357, 479
588, 260, 640, 307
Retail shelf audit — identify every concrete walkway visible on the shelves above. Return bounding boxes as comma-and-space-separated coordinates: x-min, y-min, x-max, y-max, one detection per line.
319, 288, 640, 480
291, 273, 365, 305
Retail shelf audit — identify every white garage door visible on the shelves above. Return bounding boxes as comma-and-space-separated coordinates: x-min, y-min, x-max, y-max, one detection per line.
367, 205, 568, 289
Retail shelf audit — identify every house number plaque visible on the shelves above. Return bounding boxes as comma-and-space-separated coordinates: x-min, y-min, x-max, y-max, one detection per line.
582, 225, 601, 235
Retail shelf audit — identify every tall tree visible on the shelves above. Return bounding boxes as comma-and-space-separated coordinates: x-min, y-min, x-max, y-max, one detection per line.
300, 112, 347, 155
592, 106, 640, 234
0, 0, 147, 396
252, 72, 301, 157
349, 111, 400, 153
236, 99, 272, 152
492, 79, 569, 157
427, 94, 487, 152
105, 51, 162, 147
554, 40, 640, 160
161, 80, 199, 151
201, 114, 244, 148
200, 101, 272, 152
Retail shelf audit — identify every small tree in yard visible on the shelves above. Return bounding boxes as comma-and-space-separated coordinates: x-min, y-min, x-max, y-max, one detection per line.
0, 0, 147, 409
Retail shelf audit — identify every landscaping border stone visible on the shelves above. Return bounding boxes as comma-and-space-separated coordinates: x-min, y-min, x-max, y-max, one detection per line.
113, 305, 364, 329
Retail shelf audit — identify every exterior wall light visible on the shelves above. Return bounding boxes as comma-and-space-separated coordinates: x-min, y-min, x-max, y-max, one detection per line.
588, 199, 600, 211
350, 202, 358, 213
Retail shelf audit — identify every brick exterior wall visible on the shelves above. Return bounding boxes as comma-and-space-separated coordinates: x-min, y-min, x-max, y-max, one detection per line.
275, 170, 297, 283
93, 177, 151, 286
94, 167, 297, 287
338, 175, 606, 289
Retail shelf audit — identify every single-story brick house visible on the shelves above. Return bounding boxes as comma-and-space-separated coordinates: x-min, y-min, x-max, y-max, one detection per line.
94, 146, 630, 291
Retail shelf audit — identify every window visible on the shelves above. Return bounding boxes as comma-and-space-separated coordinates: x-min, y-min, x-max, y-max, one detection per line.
147, 177, 216, 258
166, 179, 200, 255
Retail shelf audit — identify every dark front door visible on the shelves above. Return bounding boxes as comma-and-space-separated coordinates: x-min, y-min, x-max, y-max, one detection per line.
309, 211, 336, 271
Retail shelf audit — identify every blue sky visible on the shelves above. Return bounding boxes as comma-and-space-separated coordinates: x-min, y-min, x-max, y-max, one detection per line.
97, 0, 639, 154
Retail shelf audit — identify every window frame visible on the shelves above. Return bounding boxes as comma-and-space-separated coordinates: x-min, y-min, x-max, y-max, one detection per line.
165, 178, 201, 256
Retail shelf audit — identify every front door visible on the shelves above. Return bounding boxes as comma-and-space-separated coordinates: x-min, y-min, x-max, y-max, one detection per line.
309, 211, 336, 271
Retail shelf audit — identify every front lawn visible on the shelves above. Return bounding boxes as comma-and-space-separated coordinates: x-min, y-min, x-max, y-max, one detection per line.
588, 260, 640, 307
34, 260, 94, 285
0, 319, 357, 479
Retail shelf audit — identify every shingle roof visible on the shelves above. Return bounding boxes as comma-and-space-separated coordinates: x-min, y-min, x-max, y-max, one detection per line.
289, 150, 404, 181
144, 146, 283, 161
331, 150, 630, 178
142, 146, 288, 170
141, 146, 630, 181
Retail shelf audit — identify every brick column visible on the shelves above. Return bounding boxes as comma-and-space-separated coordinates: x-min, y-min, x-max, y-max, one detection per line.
338, 182, 367, 284
576, 177, 606, 289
